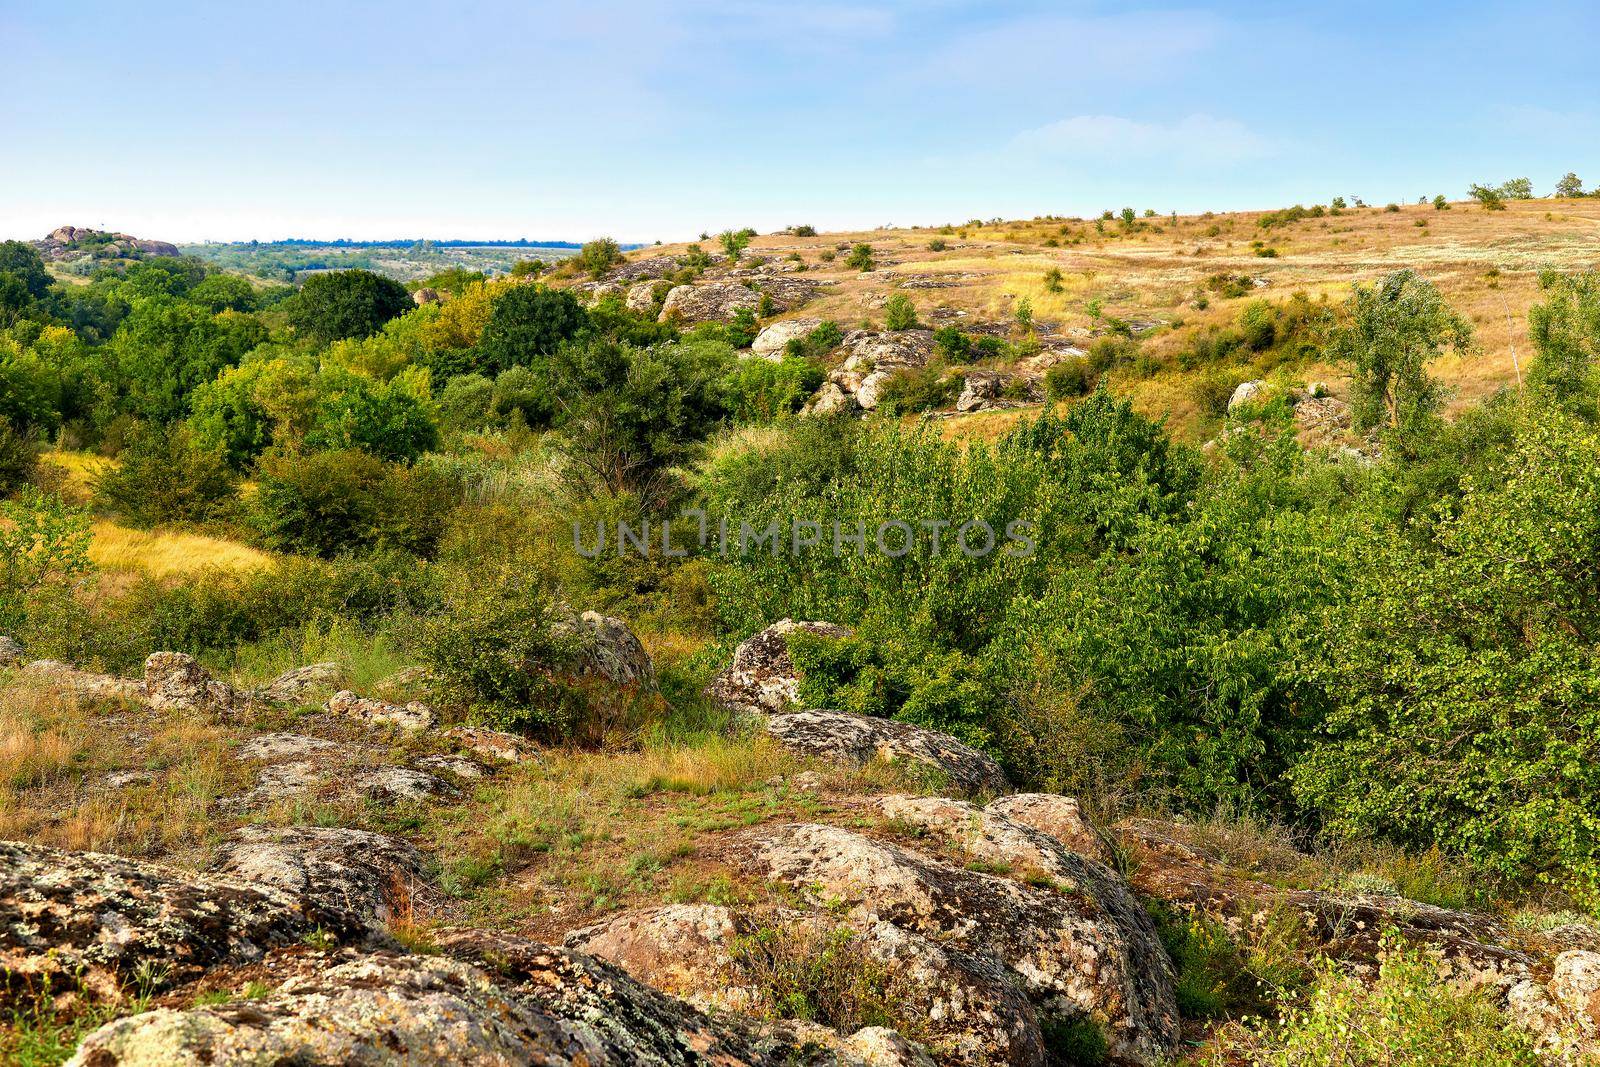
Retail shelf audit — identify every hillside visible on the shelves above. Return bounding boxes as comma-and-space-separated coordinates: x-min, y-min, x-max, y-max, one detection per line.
555, 196, 1600, 440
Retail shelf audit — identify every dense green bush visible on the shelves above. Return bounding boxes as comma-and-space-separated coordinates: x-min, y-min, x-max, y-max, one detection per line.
872, 367, 957, 415
0, 414, 40, 495
474, 284, 589, 377
722, 354, 824, 423
92, 423, 238, 527
883, 294, 918, 331
285, 270, 412, 343
250, 449, 456, 558
1045, 359, 1091, 399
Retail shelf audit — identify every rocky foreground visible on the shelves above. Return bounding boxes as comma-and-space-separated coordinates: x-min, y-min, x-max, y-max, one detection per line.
4, 621, 1600, 1064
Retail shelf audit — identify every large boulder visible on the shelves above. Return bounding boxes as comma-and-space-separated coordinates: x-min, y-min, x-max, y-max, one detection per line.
144, 652, 243, 715
805, 380, 858, 416
765, 710, 1009, 795
659, 282, 761, 325
707, 619, 852, 716
210, 826, 424, 933
0, 840, 370, 1005
575, 610, 656, 690
985, 794, 1118, 868
752, 317, 825, 360
625, 281, 660, 314
954, 370, 1002, 413
1227, 379, 1264, 412
570, 903, 1040, 1066
731, 822, 1179, 1064
840, 329, 934, 373
254, 662, 343, 705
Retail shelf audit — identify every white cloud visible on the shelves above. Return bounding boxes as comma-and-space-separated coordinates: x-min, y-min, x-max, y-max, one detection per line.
1009, 114, 1273, 167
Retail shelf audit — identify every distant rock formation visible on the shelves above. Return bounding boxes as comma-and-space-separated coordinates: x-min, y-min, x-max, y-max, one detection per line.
33, 225, 180, 264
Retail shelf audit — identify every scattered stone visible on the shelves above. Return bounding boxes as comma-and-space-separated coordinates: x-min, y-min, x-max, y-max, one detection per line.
0, 840, 367, 1005
211, 826, 424, 931
751, 317, 824, 360
101, 770, 153, 789
144, 652, 242, 715
354, 765, 457, 802
416, 753, 487, 781
254, 663, 342, 705
707, 619, 853, 716
731, 822, 1179, 1064
443, 724, 530, 763
985, 793, 1119, 868
19, 660, 144, 703
765, 709, 1009, 795
235, 732, 343, 762
326, 689, 437, 732
659, 282, 761, 325
1227, 379, 1264, 412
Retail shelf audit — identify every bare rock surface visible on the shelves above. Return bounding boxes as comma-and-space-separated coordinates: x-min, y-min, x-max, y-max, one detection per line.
731, 822, 1179, 1065
19, 660, 144, 703
326, 689, 436, 731
144, 652, 244, 715
355, 765, 457, 802
210, 826, 424, 931
0, 636, 23, 666
235, 732, 342, 762
0, 840, 367, 1004
416, 753, 488, 780
752, 317, 825, 359
707, 619, 853, 716
659, 282, 760, 324
254, 662, 342, 705
443, 723, 531, 763
985, 794, 1118, 868
766, 710, 1009, 795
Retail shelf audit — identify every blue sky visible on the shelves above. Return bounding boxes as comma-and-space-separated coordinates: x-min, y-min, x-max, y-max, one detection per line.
3, 0, 1596, 243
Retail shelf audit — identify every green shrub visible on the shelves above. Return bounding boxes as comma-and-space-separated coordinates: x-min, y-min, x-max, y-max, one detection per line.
475, 284, 590, 377
1045, 359, 1091, 400
0, 414, 40, 495
285, 270, 412, 343
575, 238, 624, 278
932, 326, 973, 363
872, 366, 957, 416
723, 355, 824, 423
927, 237, 948, 251
883, 293, 918, 331
1040, 1017, 1108, 1066
93, 423, 238, 528
0, 487, 91, 637
846, 244, 875, 272
250, 449, 456, 558
1190, 371, 1239, 418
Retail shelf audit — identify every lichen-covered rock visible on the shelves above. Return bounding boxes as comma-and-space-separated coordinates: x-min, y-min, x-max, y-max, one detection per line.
840, 329, 934, 373
144, 652, 243, 715
707, 619, 853, 716
576, 610, 657, 690
1551, 950, 1600, 1034
0, 636, 24, 666
1228, 379, 1264, 412
805, 380, 858, 416
412, 285, 442, 305
416, 753, 487, 781
354, 765, 457, 802
326, 689, 436, 731
210, 826, 424, 932
572, 904, 1041, 1066
855, 370, 896, 410
0, 841, 368, 1004
19, 660, 144, 703
234, 732, 342, 761
659, 282, 760, 325
985, 794, 1118, 868
842, 1027, 938, 1067
254, 662, 342, 705
955, 370, 1001, 412
731, 823, 1179, 1065
766, 710, 1009, 795
443, 724, 530, 763
625, 281, 660, 314
752, 317, 825, 360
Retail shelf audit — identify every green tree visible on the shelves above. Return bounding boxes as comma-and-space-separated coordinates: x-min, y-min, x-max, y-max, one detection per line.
1527, 270, 1600, 412
303, 367, 440, 462
719, 229, 752, 264
575, 238, 624, 279
1499, 176, 1534, 200
286, 270, 413, 343
1556, 172, 1586, 199
1469, 183, 1507, 211
474, 284, 589, 378
1329, 270, 1470, 439
93, 422, 238, 527
250, 449, 453, 558
109, 300, 268, 422
187, 274, 258, 312
0, 487, 91, 635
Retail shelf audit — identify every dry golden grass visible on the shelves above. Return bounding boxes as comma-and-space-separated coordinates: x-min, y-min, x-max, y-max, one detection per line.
89, 520, 272, 576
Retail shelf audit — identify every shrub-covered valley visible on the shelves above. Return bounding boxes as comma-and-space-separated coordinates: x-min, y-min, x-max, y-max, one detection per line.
4, 192, 1600, 1065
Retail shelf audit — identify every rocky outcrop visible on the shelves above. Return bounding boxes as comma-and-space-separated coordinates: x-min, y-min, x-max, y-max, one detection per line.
0, 636, 24, 666
707, 619, 852, 716
412, 286, 442, 305
355, 765, 457, 802
822, 330, 936, 410
210, 826, 424, 932
731, 822, 1179, 1064
0, 840, 368, 1004
955, 370, 1001, 412
18, 660, 144, 703
806, 380, 858, 415
659, 282, 761, 325
326, 689, 437, 732
752, 317, 825, 360
443, 724, 531, 763
766, 710, 1009, 795
144, 652, 243, 715
234, 732, 342, 761
625, 281, 660, 314
416, 753, 487, 781
254, 662, 343, 705
1228, 379, 1264, 412
986, 794, 1118, 868
35, 226, 179, 263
